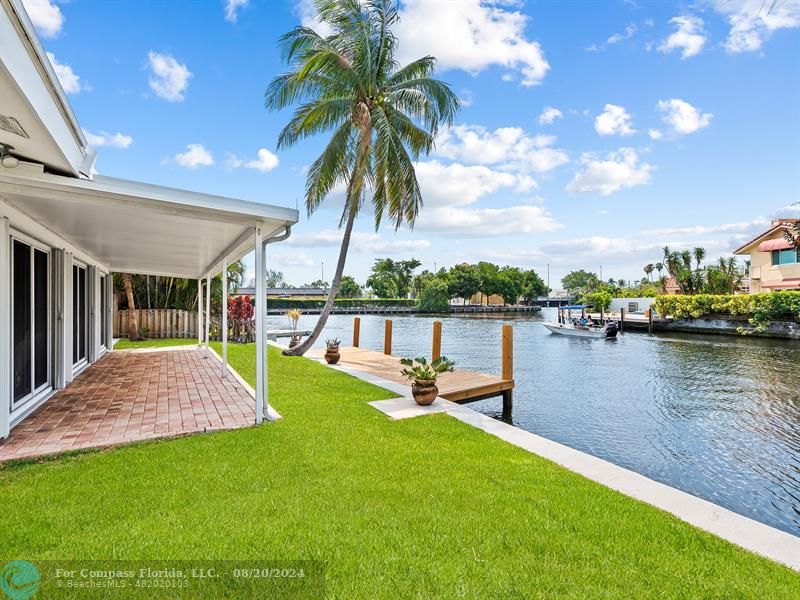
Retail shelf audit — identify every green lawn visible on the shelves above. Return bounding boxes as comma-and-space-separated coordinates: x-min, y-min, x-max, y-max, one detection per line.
0, 341, 797, 598
114, 336, 197, 350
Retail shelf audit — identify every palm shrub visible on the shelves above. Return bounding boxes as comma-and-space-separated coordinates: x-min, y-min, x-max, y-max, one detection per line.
266, 0, 460, 355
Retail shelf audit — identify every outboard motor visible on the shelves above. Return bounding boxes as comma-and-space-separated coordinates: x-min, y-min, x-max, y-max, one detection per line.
605, 321, 619, 338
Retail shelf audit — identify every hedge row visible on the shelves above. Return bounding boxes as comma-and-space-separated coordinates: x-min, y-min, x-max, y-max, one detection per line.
263, 298, 417, 310
653, 291, 800, 331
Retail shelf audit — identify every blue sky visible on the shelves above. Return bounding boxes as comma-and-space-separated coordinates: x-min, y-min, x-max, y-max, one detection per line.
24, 0, 800, 289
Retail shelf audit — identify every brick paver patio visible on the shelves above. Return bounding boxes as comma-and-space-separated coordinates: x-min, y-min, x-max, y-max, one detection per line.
0, 347, 255, 462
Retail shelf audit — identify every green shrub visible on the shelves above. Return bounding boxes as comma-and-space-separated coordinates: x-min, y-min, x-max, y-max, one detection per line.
653, 291, 800, 332
417, 279, 451, 313
263, 298, 416, 310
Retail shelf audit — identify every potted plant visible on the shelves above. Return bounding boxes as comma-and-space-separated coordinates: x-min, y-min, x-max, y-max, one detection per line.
287, 308, 302, 348
324, 338, 341, 364
400, 356, 455, 406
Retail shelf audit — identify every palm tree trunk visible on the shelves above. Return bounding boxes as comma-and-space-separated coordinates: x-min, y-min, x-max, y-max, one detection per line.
122, 273, 141, 341
282, 208, 358, 356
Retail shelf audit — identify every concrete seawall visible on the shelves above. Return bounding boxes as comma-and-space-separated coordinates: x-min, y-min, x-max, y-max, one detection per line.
656, 314, 800, 340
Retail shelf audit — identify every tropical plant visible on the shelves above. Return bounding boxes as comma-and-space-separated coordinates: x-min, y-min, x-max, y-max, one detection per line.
561, 270, 600, 298
653, 291, 800, 333
417, 277, 450, 312
267, 0, 459, 355
286, 308, 302, 335
447, 263, 480, 304
581, 289, 612, 311
337, 275, 362, 298
692, 247, 706, 270
325, 337, 341, 349
120, 273, 141, 340
785, 219, 800, 249
643, 264, 654, 281
400, 356, 455, 383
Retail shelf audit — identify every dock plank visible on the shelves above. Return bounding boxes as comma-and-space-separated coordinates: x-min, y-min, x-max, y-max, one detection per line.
308, 346, 513, 403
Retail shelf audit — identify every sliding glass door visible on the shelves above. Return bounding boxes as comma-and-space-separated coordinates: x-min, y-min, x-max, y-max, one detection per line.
72, 263, 88, 367
11, 236, 51, 409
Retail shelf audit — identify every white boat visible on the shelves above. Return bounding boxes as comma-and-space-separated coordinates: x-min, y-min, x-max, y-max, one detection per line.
541, 322, 618, 338
542, 304, 620, 338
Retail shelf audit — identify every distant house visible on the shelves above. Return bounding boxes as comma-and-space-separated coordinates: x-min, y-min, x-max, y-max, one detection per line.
734, 219, 800, 293
234, 287, 328, 299
662, 277, 682, 295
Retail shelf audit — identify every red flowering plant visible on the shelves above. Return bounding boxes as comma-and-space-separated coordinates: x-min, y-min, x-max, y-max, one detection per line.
227, 296, 255, 342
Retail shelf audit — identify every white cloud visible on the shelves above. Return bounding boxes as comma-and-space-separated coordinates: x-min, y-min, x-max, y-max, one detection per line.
288, 230, 431, 254
414, 160, 536, 207
776, 202, 800, 216
658, 15, 707, 59
657, 98, 713, 135
416, 205, 562, 237
607, 23, 638, 45
224, 0, 249, 23
565, 148, 654, 196
459, 89, 474, 107
82, 129, 133, 149
22, 0, 63, 38
538, 107, 563, 125
648, 128, 663, 140
271, 251, 315, 268
227, 148, 280, 172
594, 104, 636, 136
434, 125, 568, 173
147, 52, 192, 102
298, 0, 550, 86
640, 218, 769, 236
710, 0, 800, 53
166, 144, 214, 168
45, 52, 82, 94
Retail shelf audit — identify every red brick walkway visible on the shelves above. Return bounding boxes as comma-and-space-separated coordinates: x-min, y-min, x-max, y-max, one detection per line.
0, 347, 255, 462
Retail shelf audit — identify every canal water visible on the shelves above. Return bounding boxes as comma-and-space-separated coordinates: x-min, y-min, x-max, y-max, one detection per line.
268, 309, 800, 535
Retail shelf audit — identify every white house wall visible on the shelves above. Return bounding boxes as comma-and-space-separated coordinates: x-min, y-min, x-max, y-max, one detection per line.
0, 197, 110, 436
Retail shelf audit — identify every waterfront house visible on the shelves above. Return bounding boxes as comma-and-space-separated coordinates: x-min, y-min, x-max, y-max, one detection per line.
0, 0, 297, 441
734, 219, 800, 293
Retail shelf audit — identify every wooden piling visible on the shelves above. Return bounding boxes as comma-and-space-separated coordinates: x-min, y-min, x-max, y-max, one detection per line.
432, 320, 442, 361
648, 309, 654, 334
619, 308, 625, 333
384, 319, 392, 355
501, 323, 513, 415
353, 317, 361, 347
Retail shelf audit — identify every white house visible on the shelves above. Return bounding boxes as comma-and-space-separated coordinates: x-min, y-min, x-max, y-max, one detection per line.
0, 0, 298, 440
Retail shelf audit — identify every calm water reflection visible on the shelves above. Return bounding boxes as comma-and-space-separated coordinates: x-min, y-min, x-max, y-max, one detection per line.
268, 309, 800, 535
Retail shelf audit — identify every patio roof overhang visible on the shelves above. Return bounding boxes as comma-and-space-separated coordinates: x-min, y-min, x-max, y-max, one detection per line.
0, 164, 299, 278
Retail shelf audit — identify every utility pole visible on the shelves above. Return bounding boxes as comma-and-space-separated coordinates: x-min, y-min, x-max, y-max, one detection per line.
546, 263, 550, 296
600, 265, 603, 280
321, 262, 324, 284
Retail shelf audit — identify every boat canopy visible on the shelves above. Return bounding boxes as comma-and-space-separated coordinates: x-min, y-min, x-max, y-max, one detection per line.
562, 305, 589, 310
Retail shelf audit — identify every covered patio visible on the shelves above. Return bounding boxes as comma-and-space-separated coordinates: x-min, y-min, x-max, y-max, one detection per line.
0, 346, 260, 462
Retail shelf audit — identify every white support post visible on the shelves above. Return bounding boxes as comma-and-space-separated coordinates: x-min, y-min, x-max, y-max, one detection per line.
254, 223, 265, 424
221, 259, 228, 378
0, 217, 10, 438
197, 279, 202, 346
204, 275, 211, 357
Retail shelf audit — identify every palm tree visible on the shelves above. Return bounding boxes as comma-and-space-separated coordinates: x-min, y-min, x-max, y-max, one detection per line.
692, 246, 706, 270
643, 264, 654, 281
267, 0, 459, 355
655, 262, 663, 277
120, 273, 141, 341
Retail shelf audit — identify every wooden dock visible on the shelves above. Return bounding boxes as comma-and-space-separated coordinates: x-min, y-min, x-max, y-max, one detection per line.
310, 317, 514, 414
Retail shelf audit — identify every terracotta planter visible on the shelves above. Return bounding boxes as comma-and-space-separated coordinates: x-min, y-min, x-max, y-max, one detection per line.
411, 379, 438, 406
324, 347, 341, 364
